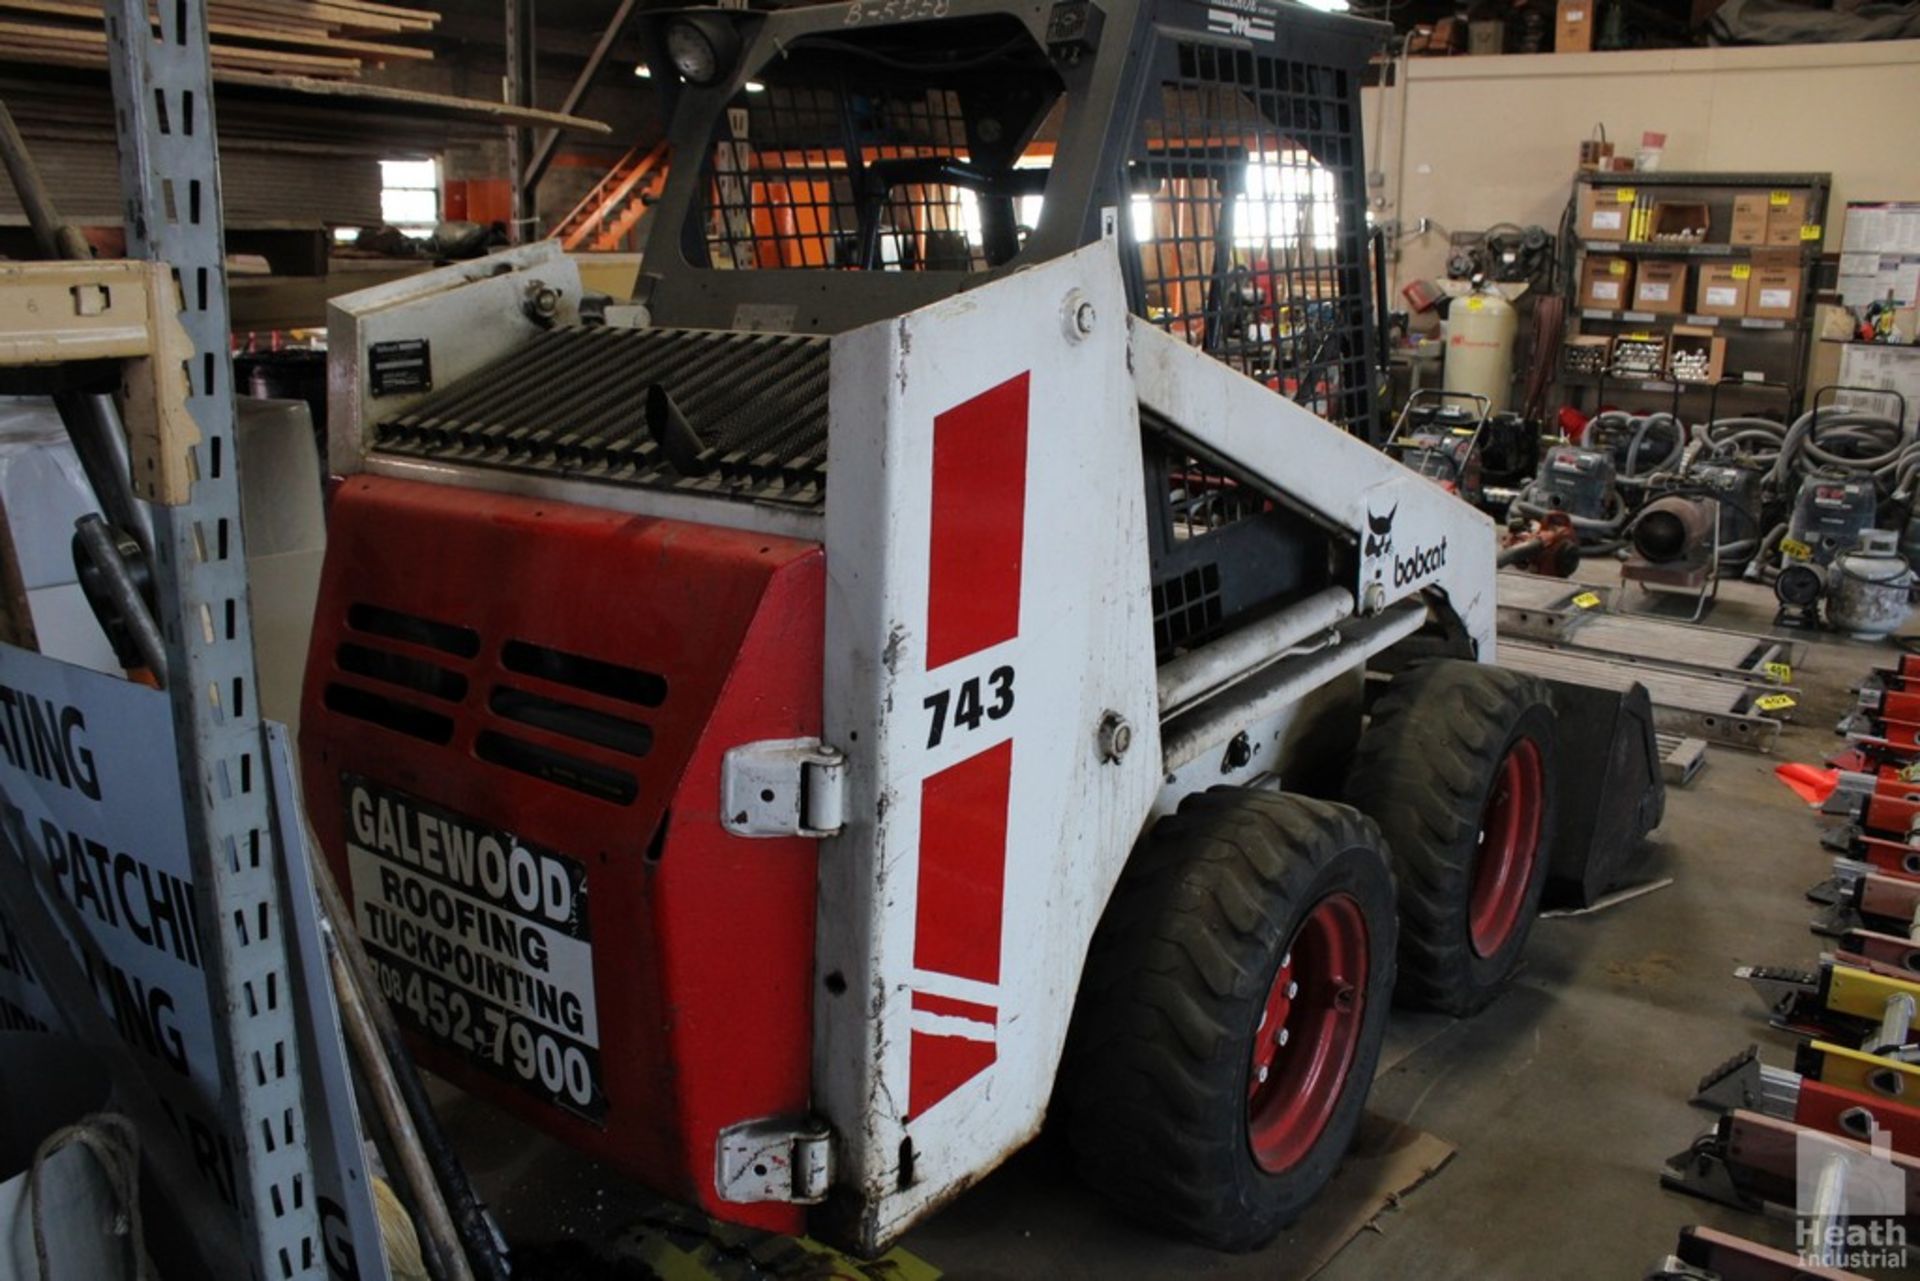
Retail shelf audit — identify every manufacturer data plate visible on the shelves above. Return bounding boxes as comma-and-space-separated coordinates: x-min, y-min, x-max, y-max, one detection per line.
368, 338, 431, 397
341, 774, 605, 1122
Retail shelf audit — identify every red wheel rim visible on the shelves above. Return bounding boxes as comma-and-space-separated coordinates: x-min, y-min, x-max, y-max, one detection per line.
1246, 893, 1369, 1174
1468, 737, 1545, 959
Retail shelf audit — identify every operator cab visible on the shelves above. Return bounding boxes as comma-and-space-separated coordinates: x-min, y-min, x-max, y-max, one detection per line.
637, 0, 1386, 430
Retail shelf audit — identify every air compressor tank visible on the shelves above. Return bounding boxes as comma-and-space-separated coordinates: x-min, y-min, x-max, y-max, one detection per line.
1443, 283, 1517, 415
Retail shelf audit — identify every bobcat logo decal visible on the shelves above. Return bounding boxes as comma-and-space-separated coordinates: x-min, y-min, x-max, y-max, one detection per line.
1364, 505, 1396, 559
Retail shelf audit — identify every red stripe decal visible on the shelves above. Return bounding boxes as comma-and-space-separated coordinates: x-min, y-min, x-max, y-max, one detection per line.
912, 739, 1014, 986
908, 1029, 997, 1119
926, 373, 1030, 670
911, 990, 999, 1026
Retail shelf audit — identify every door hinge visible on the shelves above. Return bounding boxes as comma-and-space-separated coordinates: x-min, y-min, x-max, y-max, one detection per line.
721, 738, 847, 838
716, 1117, 834, 1204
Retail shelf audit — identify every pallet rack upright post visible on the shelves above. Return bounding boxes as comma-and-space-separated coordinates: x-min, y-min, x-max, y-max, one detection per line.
100, 0, 328, 1273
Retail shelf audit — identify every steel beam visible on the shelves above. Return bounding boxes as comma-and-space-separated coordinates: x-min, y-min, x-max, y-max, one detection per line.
523, 0, 639, 204
505, 0, 537, 242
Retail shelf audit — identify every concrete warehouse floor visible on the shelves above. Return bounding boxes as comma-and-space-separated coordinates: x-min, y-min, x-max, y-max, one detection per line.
436, 565, 1905, 1280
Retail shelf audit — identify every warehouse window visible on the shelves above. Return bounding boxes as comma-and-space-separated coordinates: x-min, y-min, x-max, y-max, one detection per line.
380, 159, 441, 237
333, 158, 442, 243
1236, 152, 1340, 252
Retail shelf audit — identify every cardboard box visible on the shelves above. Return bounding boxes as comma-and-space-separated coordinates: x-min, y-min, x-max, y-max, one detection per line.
1765, 190, 1810, 247
1581, 255, 1634, 310
1632, 260, 1688, 316
1577, 138, 1614, 171
1730, 193, 1769, 246
1667, 325, 1726, 385
1695, 262, 1751, 317
1648, 201, 1711, 244
1609, 332, 1667, 379
1578, 185, 1635, 242
1556, 0, 1593, 50
1564, 334, 1611, 376
1747, 249, 1800, 319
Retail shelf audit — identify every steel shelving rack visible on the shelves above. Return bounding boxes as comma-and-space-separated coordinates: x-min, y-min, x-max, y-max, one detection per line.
1562, 169, 1830, 420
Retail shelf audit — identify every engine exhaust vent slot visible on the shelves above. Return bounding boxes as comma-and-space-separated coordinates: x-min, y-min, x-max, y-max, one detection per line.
337, 642, 469, 702
489, 686, 653, 759
347, 602, 481, 659
323, 683, 455, 745
500, 640, 667, 708
475, 730, 639, 806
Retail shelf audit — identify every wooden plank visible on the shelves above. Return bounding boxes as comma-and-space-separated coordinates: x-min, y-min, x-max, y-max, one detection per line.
214, 71, 615, 133
0, 20, 366, 74
203, 0, 408, 33
209, 24, 430, 59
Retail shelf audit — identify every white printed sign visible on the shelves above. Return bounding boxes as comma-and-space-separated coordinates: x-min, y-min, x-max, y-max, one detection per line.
1591, 281, 1621, 302
342, 776, 605, 1121
0, 647, 239, 1215
1590, 209, 1623, 232
1705, 286, 1738, 308
0, 647, 385, 1280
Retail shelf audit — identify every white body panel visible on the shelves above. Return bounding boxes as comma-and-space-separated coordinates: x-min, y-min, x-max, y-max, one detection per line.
817, 245, 1162, 1249
1131, 322, 1500, 660
326, 242, 583, 478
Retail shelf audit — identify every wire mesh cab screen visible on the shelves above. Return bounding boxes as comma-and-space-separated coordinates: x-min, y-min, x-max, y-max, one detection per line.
690, 15, 1063, 274
1129, 42, 1375, 432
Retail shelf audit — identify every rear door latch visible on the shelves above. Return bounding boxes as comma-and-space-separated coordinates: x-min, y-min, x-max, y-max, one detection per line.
716, 1116, 834, 1204
721, 738, 847, 838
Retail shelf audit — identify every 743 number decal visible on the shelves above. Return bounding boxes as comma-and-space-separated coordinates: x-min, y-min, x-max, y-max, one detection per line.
925, 665, 1015, 748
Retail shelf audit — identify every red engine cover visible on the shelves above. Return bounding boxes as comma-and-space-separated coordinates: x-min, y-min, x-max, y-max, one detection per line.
300, 476, 822, 1232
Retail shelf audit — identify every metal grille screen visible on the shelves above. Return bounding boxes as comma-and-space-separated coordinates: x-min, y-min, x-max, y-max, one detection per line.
1131, 43, 1375, 431
692, 21, 1060, 275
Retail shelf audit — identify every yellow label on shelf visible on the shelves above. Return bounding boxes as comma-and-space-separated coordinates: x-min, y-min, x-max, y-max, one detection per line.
1801, 223, 1822, 241
1756, 692, 1797, 713
1467, 296, 1485, 311
1615, 188, 1636, 203
1780, 536, 1813, 561
1731, 264, 1752, 280
1764, 661, 1792, 682
1770, 190, 1791, 207
1572, 591, 1602, 609
1610, 260, 1628, 275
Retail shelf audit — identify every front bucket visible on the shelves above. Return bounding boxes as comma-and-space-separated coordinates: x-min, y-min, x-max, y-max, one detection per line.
1539, 677, 1666, 908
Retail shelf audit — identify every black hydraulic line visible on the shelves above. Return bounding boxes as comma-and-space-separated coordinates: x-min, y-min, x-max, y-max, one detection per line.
73, 515, 167, 681
1497, 538, 1544, 568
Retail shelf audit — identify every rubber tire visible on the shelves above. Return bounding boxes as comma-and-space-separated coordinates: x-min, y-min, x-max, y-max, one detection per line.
1346, 659, 1559, 1017
1060, 790, 1397, 1252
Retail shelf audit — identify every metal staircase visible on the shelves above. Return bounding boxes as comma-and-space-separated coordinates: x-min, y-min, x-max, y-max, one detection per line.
551, 141, 669, 252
